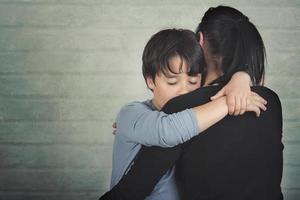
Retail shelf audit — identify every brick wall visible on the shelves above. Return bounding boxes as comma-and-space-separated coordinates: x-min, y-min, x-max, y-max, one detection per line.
0, 0, 299, 199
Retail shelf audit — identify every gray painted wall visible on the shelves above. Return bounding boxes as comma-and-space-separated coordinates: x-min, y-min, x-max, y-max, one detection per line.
0, 0, 299, 199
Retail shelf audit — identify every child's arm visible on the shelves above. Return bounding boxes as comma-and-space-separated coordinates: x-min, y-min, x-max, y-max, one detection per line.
193, 91, 266, 132
211, 71, 267, 115
116, 94, 266, 148
116, 102, 199, 148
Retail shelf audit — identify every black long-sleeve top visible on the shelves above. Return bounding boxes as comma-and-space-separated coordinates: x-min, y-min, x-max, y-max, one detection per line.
100, 85, 283, 200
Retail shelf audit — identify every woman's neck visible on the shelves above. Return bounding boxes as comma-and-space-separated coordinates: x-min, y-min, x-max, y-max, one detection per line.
204, 65, 223, 86
204, 72, 219, 86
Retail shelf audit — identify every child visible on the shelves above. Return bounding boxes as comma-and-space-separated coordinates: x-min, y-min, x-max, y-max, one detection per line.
109, 28, 266, 200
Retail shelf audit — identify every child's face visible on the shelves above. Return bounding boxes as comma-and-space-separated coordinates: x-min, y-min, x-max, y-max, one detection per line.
147, 56, 201, 110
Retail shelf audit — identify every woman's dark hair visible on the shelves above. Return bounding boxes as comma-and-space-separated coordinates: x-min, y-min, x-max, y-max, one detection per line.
196, 5, 266, 85
142, 28, 205, 88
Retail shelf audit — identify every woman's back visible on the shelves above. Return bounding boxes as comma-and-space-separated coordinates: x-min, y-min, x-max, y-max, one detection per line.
164, 85, 284, 199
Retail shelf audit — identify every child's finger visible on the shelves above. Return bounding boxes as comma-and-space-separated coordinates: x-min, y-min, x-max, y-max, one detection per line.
240, 96, 247, 115
211, 87, 225, 100
233, 96, 241, 116
251, 92, 267, 105
249, 105, 261, 117
227, 94, 236, 115
255, 107, 261, 117
253, 99, 267, 111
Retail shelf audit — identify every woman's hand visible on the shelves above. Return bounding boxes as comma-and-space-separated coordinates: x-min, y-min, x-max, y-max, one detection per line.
211, 71, 266, 116
112, 122, 117, 135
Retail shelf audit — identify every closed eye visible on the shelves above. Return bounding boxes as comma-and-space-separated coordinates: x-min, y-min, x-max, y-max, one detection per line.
189, 81, 198, 85
189, 76, 200, 85
167, 82, 177, 85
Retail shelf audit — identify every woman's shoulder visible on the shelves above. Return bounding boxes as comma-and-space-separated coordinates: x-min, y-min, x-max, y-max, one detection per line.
251, 86, 280, 100
251, 86, 282, 109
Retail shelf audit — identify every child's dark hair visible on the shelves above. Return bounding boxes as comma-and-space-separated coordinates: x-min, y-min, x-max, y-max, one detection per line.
196, 5, 266, 85
142, 28, 205, 88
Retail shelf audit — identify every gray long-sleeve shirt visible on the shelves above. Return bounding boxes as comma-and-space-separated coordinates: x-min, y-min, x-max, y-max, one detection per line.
110, 100, 199, 200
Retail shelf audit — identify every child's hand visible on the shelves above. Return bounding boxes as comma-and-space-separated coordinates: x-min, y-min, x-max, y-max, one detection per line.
211, 71, 266, 115
246, 91, 267, 117
112, 122, 117, 135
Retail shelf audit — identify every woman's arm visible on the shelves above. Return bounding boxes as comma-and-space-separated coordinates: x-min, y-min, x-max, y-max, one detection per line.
100, 145, 182, 200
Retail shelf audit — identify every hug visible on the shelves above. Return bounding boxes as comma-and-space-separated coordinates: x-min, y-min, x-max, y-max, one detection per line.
100, 5, 283, 200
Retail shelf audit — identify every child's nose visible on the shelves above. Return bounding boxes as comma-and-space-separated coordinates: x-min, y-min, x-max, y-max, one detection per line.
178, 85, 189, 95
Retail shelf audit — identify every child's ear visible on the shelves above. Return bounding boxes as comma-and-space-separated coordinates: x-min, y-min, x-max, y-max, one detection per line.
146, 77, 155, 90
199, 32, 204, 47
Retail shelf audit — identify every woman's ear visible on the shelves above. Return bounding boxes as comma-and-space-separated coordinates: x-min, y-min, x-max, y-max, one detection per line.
199, 32, 204, 47
146, 77, 155, 90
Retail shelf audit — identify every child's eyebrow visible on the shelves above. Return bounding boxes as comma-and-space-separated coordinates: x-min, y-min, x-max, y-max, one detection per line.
164, 73, 179, 78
